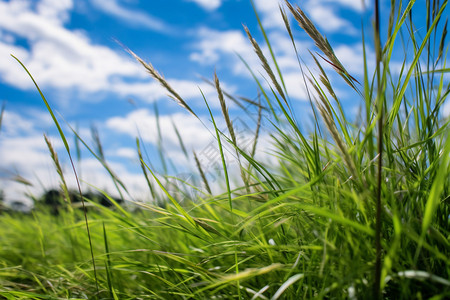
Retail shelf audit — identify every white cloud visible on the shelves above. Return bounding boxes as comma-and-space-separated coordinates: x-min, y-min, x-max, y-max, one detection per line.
1, 110, 36, 136
0, 0, 146, 91
443, 100, 450, 118
333, 43, 374, 76
283, 72, 309, 100
253, 0, 286, 29
104, 107, 264, 177
185, 0, 222, 11
190, 26, 313, 101
111, 77, 219, 106
0, 99, 276, 208
0, 107, 155, 204
73, 157, 150, 201
106, 109, 213, 150
0, 0, 223, 105
319, 0, 369, 12
90, 0, 172, 33
104, 106, 279, 172
305, 1, 357, 34
189, 27, 290, 82
37, 0, 73, 24
0, 109, 63, 203
168, 79, 222, 102
251, 0, 365, 32
190, 27, 255, 69
0, 0, 377, 207
113, 147, 137, 160
104, 107, 274, 199
0, 106, 274, 208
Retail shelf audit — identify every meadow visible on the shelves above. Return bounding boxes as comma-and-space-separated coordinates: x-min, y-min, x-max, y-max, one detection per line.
0, 0, 449, 299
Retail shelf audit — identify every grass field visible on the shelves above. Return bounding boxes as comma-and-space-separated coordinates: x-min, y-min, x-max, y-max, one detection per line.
1, 0, 449, 299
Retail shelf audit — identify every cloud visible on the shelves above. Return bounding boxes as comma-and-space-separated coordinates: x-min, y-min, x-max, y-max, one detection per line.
0, 0, 145, 90
104, 108, 261, 177
305, 1, 357, 34
282, 72, 309, 100
0, 0, 377, 207
0, 109, 63, 203
443, 100, 450, 118
189, 27, 290, 81
90, 0, 172, 33
73, 157, 151, 201
0, 0, 223, 106
253, 0, 286, 30
110, 77, 220, 107
190, 27, 255, 68
0, 107, 155, 204
319, 0, 369, 12
333, 43, 374, 76
0, 0, 360, 107
113, 147, 137, 160
252, 0, 365, 33
185, 0, 222, 11
37, 0, 73, 24
190, 26, 313, 101
106, 109, 213, 150
1, 110, 38, 136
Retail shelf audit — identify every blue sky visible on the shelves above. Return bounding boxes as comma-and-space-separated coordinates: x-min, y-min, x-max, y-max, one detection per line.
0, 0, 447, 205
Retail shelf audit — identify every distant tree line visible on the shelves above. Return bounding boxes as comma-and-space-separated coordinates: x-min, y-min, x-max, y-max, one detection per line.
0, 190, 5, 212
0, 188, 128, 215
40, 189, 123, 215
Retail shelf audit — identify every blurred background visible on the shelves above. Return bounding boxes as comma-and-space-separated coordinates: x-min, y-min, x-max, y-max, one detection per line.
0, 0, 443, 208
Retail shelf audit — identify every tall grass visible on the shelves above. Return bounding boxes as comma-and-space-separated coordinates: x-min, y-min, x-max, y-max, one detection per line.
1, 0, 449, 299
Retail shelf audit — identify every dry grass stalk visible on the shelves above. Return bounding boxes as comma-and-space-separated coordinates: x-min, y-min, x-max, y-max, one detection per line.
310, 82, 358, 181
243, 26, 287, 102
215, 72, 251, 189
285, 1, 358, 88
91, 125, 105, 161
201, 76, 267, 111
193, 151, 212, 194
172, 120, 189, 159
12, 175, 33, 186
214, 72, 237, 146
246, 94, 263, 187
128, 49, 197, 118
250, 95, 263, 159
44, 134, 71, 205
280, 5, 293, 41
137, 138, 156, 199
310, 53, 338, 101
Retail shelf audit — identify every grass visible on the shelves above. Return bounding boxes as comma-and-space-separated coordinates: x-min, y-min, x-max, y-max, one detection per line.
1, 0, 449, 299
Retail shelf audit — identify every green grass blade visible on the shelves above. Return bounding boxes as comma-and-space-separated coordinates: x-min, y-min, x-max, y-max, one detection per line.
271, 273, 304, 300
420, 129, 450, 238
388, 1, 447, 127
139, 158, 196, 227
11, 54, 100, 296
200, 89, 233, 210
